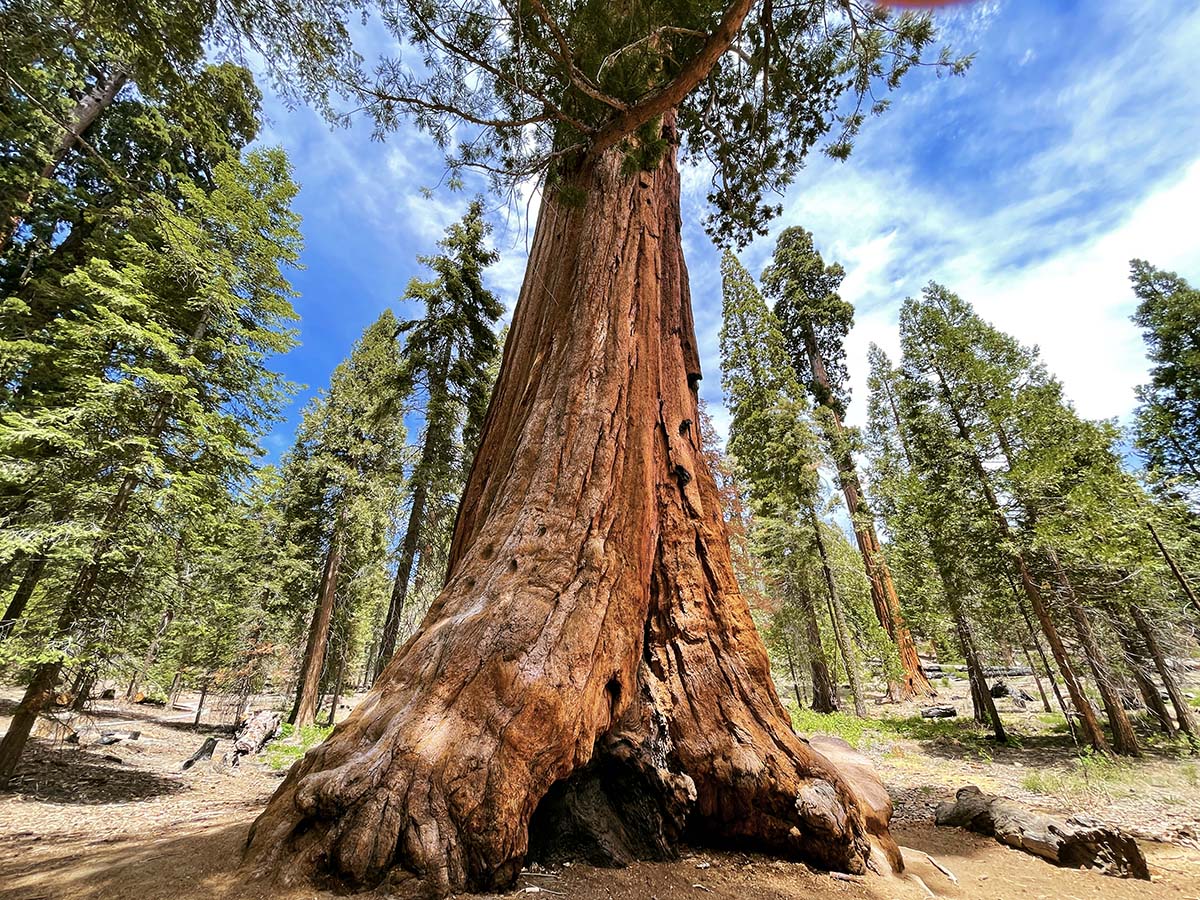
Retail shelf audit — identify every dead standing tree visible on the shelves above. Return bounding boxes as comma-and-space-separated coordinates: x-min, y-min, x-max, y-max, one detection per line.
244, 1, 964, 893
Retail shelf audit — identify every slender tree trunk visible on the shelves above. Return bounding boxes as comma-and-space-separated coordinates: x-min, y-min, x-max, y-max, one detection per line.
195, 681, 209, 726
798, 585, 838, 714
0, 554, 19, 598
326, 650, 347, 727
1048, 552, 1139, 756
0, 555, 48, 639
70, 667, 96, 712
1020, 641, 1053, 714
289, 516, 344, 729
0, 68, 130, 253
361, 639, 378, 691
245, 124, 886, 893
169, 671, 184, 709
783, 639, 804, 710
804, 346, 929, 699
954, 612, 1006, 742
376, 479, 430, 680
1018, 596, 1076, 739
1120, 630, 1175, 737
1130, 604, 1198, 743
933, 366, 1108, 753
810, 508, 865, 716
1148, 521, 1200, 617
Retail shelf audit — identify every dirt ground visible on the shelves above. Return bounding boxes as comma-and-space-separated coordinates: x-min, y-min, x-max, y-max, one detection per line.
2, 680, 1199, 900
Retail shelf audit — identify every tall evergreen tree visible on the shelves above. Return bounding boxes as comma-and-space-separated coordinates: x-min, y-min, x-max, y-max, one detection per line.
0, 142, 303, 781
283, 311, 407, 728
763, 226, 932, 700
720, 250, 865, 715
375, 201, 503, 675
1129, 260, 1200, 503
897, 283, 1151, 756
246, 3, 965, 888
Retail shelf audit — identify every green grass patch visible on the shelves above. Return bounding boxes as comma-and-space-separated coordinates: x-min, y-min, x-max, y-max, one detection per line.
264, 722, 334, 771
1019, 751, 1136, 800
789, 705, 1001, 756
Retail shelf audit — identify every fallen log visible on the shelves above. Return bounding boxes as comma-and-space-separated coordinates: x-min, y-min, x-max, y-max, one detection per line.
224, 710, 282, 767
934, 786, 1149, 879
921, 705, 957, 719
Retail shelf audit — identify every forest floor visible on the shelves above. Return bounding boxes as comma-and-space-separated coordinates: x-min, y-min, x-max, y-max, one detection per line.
1, 670, 1200, 900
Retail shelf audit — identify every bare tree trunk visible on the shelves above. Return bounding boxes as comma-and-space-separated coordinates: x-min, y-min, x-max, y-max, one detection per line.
783, 640, 804, 710
1018, 598, 1076, 740
799, 585, 838, 714
1148, 521, 1200, 617
1122, 635, 1175, 737
326, 650, 347, 727
244, 124, 887, 894
194, 681, 209, 726
376, 479, 429, 680
954, 613, 1006, 742
1048, 553, 1139, 756
810, 509, 865, 717
1130, 604, 1198, 743
0, 68, 130, 253
1020, 642, 1053, 714
289, 517, 344, 729
0, 555, 48, 639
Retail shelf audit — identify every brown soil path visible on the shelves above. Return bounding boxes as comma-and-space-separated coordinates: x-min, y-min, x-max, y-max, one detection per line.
2, 686, 1199, 900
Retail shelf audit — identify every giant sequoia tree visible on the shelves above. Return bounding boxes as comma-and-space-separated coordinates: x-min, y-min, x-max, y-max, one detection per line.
245, 3, 962, 892
764, 228, 932, 699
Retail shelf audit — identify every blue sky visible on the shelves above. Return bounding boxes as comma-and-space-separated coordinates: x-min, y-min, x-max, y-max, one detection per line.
253, 0, 1200, 460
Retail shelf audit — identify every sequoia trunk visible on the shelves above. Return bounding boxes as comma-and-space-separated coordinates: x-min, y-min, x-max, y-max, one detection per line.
803, 336, 930, 700
244, 125, 889, 894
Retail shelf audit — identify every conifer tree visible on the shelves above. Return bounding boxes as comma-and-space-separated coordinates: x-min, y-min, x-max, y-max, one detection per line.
376, 201, 503, 675
283, 311, 407, 728
0, 143, 303, 781
764, 227, 932, 700
897, 284, 1150, 755
720, 250, 863, 715
1129, 260, 1200, 503
246, 3, 965, 888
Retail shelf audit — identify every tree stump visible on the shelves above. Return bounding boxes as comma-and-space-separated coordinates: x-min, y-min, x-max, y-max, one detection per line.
935, 786, 1149, 879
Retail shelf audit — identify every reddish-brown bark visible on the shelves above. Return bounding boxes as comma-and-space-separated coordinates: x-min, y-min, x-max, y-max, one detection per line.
802, 337, 932, 701
243, 125, 892, 894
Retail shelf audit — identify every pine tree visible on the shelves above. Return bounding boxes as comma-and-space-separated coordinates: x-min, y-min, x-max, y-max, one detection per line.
0, 144, 303, 781
763, 227, 932, 700
283, 311, 408, 728
376, 201, 503, 675
720, 250, 865, 715
1129, 260, 1200, 503
897, 283, 1153, 756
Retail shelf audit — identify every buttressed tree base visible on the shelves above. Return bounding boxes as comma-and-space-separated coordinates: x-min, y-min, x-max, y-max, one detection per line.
243, 120, 899, 895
